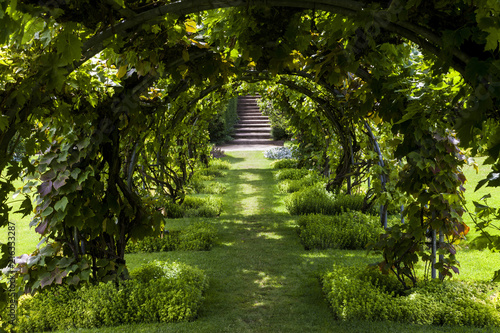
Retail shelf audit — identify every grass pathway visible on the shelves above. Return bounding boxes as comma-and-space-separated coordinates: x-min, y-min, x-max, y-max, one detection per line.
65, 151, 497, 333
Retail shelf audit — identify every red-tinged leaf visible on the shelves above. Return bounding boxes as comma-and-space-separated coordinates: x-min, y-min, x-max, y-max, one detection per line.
53, 175, 68, 190
41, 273, 55, 288
39, 180, 53, 197
451, 266, 460, 274
54, 268, 68, 284
40, 169, 56, 181
40, 152, 57, 165
35, 219, 48, 235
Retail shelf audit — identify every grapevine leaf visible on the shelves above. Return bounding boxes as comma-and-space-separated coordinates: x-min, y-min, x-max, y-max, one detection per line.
54, 197, 68, 212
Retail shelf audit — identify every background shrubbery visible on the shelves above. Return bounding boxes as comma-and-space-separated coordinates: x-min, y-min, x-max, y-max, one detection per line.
285, 185, 376, 216
270, 159, 298, 169
126, 222, 217, 253
274, 168, 310, 181
208, 97, 239, 144
321, 264, 500, 327
161, 195, 223, 219
16, 261, 209, 332
189, 159, 230, 194
297, 212, 380, 250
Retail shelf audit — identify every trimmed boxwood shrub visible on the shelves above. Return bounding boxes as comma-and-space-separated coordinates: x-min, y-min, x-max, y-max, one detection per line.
321, 265, 500, 327
16, 261, 209, 332
161, 196, 223, 219
297, 212, 380, 250
270, 158, 298, 169
285, 186, 376, 216
181, 196, 223, 218
126, 222, 217, 253
274, 168, 310, 181
278, 175, 323, 193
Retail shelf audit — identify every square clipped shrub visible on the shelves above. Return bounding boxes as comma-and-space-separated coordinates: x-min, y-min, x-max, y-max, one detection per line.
321, 264, 500, 327
270, 159, 299, 169
125, 222, 217, 253
16, 261, 209, 332
208, 158, 231, 170
278, 174, 323, 193
178, 222, 218, 251
285, 184, 335, 215
297, 212, 380, 250
189, 174, 227, 194
285, 186, 375, 216
182, 196, 223, 218
274, 168, 310, 181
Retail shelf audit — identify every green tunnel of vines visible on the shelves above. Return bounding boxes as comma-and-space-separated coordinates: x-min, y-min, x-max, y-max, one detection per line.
1, 0, 500, 317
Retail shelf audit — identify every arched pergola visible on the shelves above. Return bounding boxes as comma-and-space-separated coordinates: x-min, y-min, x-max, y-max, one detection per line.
1, 0, 499, 291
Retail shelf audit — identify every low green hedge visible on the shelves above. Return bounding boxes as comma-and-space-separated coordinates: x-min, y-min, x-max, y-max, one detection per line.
285, 185, 376, 216
162, 196, 223, 219
274, 168, 310, 181
278, 175, 323, 193
16, 261, 209, 332
321, 265, 500, 327
126, 222, 217, 253
270, 159, 299, 169
297, 212, 380, 250
182, 196, 223, 218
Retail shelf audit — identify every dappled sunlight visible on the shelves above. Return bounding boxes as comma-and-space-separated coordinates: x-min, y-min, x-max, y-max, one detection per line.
256, 231, 284, 240
220, 241, 236, 247
255, 271, 285, 289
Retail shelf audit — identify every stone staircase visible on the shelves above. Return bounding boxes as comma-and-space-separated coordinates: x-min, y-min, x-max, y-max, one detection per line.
230, 95, 276, 145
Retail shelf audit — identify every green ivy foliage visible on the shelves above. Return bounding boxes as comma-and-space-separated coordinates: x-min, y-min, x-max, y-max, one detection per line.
321, 265, 500, 327
16, 261, 209, 332
297, 213, 380, 250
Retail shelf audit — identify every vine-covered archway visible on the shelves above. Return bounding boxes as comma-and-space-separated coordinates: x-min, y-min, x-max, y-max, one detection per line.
1, 0, 500, 300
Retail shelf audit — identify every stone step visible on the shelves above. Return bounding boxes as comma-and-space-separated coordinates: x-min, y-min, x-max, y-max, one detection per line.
233, 132, 273, 139
238, 115, 268, 120
236, 120, 270, 126
234, 127, 272, 132
230, 138, 279, 145
237, 105, 260, 110
238, 113, 263, 117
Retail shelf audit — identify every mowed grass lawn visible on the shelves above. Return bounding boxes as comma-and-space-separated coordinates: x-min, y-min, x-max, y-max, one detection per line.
2, 151, 500, 332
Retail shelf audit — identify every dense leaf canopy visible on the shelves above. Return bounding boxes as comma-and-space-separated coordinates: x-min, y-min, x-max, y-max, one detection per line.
1, 0, 500, 314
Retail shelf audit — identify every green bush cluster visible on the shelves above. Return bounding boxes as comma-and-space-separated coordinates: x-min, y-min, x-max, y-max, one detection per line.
270, 158, 299, 169
190, 175, 227, 194
182, 196, 223, 218
297, 213, 380, 250
278, 175, 323, 193
274, 168, 310, 181
208, 97, 238, 144
271, 126, 291, 140
16, 261, 209, 332
208, 158, 231, 170
321, 265, 500, 327
161, 196, 223, 219
285, 186, 374, 216
126, 222, 217, 253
